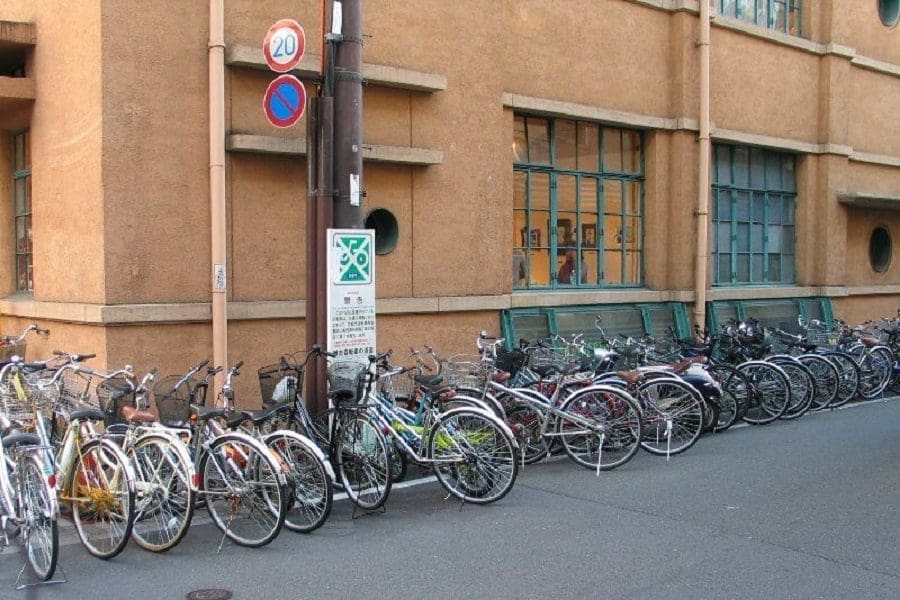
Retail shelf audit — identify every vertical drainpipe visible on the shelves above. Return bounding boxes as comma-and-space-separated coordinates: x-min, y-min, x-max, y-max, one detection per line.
693, 0, 712, 332
209, 0, 227, 390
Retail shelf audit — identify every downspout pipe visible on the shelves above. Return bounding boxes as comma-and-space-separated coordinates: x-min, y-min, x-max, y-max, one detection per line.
693, 0, 711, 333
209, 0, 227, 390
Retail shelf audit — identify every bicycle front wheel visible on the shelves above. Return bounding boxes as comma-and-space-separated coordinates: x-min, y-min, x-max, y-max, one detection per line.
797, 354, 839, 411
200, 433, 287, 548
128, 434, 195, 552
637, 378, 704, 456
738, 361, 791, 424
20, 454, 58, 580
70, 438, 136, 559
557, 385, 643, 471
265, 431, 333, 534
335, 415, 392, 510
428, 408, 518, 504
823, 351, 860, 408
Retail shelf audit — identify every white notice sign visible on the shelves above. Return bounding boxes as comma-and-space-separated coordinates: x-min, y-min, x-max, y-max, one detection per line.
326, 229, 376, 365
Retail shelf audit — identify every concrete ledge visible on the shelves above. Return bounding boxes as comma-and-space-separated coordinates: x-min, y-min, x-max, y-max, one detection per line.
838, 192, 900, 212
225, 44, 447, 92
852, 55, 900, 79
849, 151, 900, 169
227, 134, 443, 166
0, 76, 35, 101
0, 21, 35, 46
503, 93, 678, 131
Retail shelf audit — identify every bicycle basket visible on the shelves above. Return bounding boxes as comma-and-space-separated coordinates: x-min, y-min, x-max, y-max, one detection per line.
443, 354, 491, 388
96, 376, 135, 426
376, 369, 417, 405
57, 368, 94, 413
0, 341, 26, 363
258, 360, 303, 407
327, 361, 369, 402
153, 375, 193, 427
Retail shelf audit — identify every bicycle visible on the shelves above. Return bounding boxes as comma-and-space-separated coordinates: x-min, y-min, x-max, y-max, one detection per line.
152, 360, 289, 548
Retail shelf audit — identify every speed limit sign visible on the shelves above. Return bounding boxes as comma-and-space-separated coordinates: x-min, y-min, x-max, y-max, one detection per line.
263, 19, 306, 73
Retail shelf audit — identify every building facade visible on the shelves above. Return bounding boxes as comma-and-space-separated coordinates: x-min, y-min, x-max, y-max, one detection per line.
0, 0, 898, 404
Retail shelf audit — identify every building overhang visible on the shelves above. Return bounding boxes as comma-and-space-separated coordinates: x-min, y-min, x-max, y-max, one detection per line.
838, 192, 900, 212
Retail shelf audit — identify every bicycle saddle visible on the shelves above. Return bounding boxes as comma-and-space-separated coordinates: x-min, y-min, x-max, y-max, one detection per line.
616, 370, 644, 386
1, 432, 40, 448
120, 406, 156, 423
70, 407, 106, 422
191, 405, 226, 421
241, 403, 289, 426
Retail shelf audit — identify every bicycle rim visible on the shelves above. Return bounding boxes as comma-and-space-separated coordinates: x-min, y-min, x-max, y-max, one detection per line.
71, 439, 135, 559
22, 455, 58, 580
558, 387, 643, 471
267, 433, 333, 533
429, 409, 518, 504
738, 362, 790, 424
637, 379, 704, 455
201, 436, 286, 547
336, 416, 392, 510
129, 435, 195, 552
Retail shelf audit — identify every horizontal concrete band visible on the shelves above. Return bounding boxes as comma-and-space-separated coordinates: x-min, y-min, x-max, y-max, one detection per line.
0, 76, 35, 100
225, 45, 447, 93
0, 20, 35, 46
226, 134, 443, 165
3, 286, 897, 325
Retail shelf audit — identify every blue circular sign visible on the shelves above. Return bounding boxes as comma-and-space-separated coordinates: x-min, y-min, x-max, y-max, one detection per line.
263, 74, 306, 128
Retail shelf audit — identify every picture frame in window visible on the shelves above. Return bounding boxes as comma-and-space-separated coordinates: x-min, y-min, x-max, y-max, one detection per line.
556, 219, 575, 255
582, 224, 597, 248
520, 227, 541, 247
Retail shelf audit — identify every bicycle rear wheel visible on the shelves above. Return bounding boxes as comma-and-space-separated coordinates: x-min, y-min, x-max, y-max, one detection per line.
705, 364, 749, 432
797, 354, 839, 411
20, 454, 58, 580
70, 438, 136, 559
738, 361, 791, 424
200, 433, 287, 548
557, 385, 643, 471
335, 414, 392, 510
264, 431, 333, 533
823, 351, 860, 408
768, 356, 815, 420
637, 378, 704, 456
128, 434, 195, 552
428, 408, 518, 504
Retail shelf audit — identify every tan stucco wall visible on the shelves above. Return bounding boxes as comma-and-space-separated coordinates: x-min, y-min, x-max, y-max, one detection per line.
833, 296, 900, 325
836, 0, 900, 66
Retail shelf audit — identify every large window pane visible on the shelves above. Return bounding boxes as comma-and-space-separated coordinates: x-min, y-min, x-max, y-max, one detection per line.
513, 115, 527, 163
558, 175, 577, 213
556, 119, 577, 170
577, 122, 599, 172
622, 131, 640, 173
527, 117, 551, 165
531, 172, 550, 211
603, 129, 622, 172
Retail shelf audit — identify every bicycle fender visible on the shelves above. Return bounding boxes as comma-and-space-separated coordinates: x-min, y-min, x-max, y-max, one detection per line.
215, 432, 289, 486
433, 406, 520, 451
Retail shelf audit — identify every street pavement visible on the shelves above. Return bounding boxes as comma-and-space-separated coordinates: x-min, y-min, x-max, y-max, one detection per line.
2, 397, 899, 599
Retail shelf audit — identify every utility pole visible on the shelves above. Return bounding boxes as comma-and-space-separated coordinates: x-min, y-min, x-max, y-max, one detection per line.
305, 0, 363, 416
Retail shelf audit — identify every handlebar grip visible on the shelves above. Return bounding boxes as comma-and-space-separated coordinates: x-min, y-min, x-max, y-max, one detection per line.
74, 353, 96, 362
234, 360, 244, 370
53, 350, 66, 356
312, 344, 322, 352
35, 327, 50, 335
209, 366, 224, 376
195, 359, 211, 370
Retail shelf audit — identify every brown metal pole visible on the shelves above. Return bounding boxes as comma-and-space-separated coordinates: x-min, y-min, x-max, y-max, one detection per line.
332, 0, 364, 228
305, 97, 320, 413
313, 97, 334, 417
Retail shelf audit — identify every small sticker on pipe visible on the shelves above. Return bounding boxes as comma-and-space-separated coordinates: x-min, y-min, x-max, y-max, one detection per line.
213, 264, 227, 291
350, 173, 360, 207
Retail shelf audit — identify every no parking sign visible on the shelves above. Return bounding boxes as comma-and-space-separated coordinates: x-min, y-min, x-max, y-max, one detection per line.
262, 19, 307, 128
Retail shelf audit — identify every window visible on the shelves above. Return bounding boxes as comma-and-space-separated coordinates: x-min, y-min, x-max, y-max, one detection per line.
878, 0, 900, 28
513, 115, 644, 290
869, 226, 892, 273
718, 0, 803, 36
712, 144, 797, 286
12, 131, 32, 292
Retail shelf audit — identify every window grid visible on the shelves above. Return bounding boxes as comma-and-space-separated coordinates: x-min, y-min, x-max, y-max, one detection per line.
712, 144, 796, 286
12, 131, 32, 292
718, 0, 803, 36
513, 115, 644, 290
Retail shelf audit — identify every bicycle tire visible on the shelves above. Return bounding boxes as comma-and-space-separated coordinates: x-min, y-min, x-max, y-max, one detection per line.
767, 355, 815, 420
128, 433, 195, 552
796, 354, 839, 411
822, 351, 860, 408
200, 433, 287, 548
335, 414, 392, 510
704, 364, 748, 432
428, 407, 518, 504
636, 378, 704, 455
556, 385, 643, 471
856, 348, 892, 400
264, 431, 333, 534
737, 361, 791, 424
70, 438, 136, 559
505, 404, 550, 464
20, 453, 58, 581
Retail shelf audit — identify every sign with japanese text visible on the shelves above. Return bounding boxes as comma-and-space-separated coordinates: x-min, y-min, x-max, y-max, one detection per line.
327, 229, 376, 364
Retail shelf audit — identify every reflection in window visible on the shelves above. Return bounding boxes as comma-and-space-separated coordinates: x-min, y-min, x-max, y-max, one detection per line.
712, 144, 797, 285
718, 0, 803, 37
12, 131, 33, 292
512, 114, 643, 290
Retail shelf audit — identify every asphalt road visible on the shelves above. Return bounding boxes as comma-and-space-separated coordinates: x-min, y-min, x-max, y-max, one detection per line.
2, 397, 899, 600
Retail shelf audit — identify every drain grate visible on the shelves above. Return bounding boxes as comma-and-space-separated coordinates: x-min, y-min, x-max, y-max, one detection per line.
186, 590, 233, 600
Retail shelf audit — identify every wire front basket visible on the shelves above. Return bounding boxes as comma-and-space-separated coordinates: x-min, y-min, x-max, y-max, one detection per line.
153, 375, 194, 427
57, 368, 95, 413
442, 354, 491, 388
327, 361, 369, 402
376, 369, 417, 406
0, 369, 60, 428
258, 359, 303, 407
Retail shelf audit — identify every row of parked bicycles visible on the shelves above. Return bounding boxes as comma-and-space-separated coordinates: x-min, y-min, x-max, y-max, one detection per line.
0, 311, 897, 586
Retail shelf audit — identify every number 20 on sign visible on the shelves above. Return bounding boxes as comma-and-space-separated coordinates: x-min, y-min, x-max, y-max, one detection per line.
263, 19, 306, 73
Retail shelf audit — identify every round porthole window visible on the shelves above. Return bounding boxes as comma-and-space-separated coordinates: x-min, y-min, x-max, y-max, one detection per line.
878, 0, 900, 27
869, 226, 892, 273
364, 208, 399, 255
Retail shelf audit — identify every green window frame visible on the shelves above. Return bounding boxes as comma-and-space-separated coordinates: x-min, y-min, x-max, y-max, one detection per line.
718, 0, 803, 36
712, 144, 797, 286
513, 115, 644, 290
501, 303, 691, 349
11, 131, 32, 293
706, 297, 834, 333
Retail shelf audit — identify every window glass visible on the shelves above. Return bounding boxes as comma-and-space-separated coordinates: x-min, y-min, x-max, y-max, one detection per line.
577, 122, 599, 172
526, 117, 551, 165
513, 115, 527, 163
603, 129, 622, 172
556, 120, 577, 170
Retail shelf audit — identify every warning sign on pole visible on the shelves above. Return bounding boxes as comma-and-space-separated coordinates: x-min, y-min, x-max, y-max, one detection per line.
326, 229, 376, 365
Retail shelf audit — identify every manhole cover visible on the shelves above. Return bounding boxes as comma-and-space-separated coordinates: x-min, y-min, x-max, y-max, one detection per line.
186, 590, 233, 600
